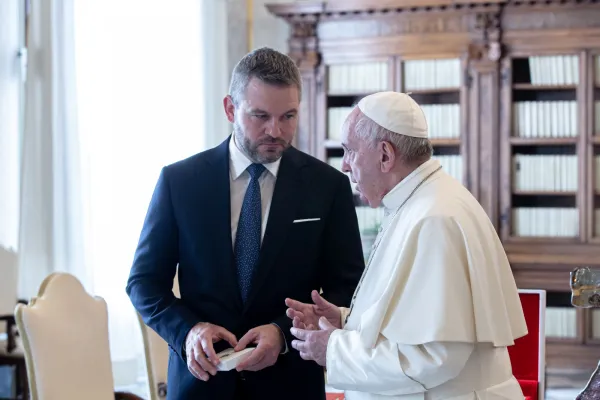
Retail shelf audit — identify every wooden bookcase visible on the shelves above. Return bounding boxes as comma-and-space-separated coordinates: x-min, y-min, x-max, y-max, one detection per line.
267, 0, 600, 385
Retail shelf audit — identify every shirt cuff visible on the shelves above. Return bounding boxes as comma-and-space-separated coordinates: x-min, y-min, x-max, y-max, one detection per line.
271, 322, 289, 354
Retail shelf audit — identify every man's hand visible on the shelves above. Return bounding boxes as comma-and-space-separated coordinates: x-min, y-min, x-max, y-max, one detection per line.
234, 324, 283, 372
185, 322, 238, 381
290, 317, 336, 366
285, 290, 341, 330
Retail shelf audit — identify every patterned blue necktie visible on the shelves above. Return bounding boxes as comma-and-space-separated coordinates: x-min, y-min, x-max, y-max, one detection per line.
235, 163, 266, 303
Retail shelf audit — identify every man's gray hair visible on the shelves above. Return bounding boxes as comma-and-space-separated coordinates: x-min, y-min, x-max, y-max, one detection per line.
229, 47, 302, 106
354, 112, 433, 165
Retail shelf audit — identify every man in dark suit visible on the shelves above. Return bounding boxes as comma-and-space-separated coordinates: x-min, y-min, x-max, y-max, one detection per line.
126, 47, 365, 399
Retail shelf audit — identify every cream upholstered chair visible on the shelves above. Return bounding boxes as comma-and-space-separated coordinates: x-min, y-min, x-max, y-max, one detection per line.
0, 246, 20, 352
137, 314, 168, 400
0, 247, 19, 321
138, 270, 180, 400
14, 272, 117, 400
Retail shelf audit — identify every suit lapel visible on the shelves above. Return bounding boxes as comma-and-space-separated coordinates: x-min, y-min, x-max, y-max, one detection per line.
243, 148, 305, 311
204, 137, 243, 310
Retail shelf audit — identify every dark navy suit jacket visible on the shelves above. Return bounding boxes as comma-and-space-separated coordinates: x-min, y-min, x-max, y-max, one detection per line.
126, 137, 365, 399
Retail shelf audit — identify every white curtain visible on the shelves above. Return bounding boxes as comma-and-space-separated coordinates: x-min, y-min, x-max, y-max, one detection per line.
18, 0, 89, 298
0, 0, 24, 325
0, 1, 24, 255
73, 0, 206, 388
17, 0, 230, 391
201, 0, 231, 148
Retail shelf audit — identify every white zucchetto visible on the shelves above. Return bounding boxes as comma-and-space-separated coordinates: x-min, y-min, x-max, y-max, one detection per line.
357, 91, 428, 138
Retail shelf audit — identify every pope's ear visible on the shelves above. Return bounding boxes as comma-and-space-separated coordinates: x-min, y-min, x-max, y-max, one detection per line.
378, 140, 396, 172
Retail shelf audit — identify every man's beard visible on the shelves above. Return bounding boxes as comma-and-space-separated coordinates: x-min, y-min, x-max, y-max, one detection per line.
233, 123, 290, 164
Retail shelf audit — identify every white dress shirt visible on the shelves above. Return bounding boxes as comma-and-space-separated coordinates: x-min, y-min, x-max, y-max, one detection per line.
229, 135, 281, 248
229, 135, 288, 353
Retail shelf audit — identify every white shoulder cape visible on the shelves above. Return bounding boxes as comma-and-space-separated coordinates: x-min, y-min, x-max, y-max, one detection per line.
346, 172, 528, 349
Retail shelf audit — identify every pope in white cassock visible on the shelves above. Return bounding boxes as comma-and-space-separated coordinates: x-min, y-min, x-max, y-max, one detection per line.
286, 91, 529, 400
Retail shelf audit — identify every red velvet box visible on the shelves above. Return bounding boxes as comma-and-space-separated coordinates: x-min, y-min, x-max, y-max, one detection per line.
507, 290, 546, 400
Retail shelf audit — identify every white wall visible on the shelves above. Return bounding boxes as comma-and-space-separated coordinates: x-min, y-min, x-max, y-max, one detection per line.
251, 0, 290, 53
203, 0, 233, 148
226, 0, 291, 70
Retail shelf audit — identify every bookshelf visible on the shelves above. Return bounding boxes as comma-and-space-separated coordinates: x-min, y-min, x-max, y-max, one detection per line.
267, 0, 600, 385
403, 58, 466, 185
593, 53, 600, 240
500, 53, 581, 243
321, 57, 467, 260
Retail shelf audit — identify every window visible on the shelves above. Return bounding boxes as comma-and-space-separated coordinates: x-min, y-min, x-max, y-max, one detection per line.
0, 0, 26, 252
74, 0, 204, 389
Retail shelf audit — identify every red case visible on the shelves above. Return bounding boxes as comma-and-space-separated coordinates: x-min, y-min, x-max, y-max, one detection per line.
508, 290, 547, 400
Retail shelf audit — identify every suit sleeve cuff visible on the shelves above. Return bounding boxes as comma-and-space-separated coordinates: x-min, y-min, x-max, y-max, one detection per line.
271, 322, 289, 354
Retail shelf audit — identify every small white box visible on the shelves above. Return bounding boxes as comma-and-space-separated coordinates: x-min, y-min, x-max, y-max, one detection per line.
216, 347, 255, 371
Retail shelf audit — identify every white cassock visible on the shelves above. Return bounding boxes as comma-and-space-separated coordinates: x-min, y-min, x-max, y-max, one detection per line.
326, 159, 528, 400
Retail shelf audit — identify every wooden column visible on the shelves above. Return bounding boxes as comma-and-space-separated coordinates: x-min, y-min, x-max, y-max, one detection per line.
286, 14, 320, 156
468, 9, 502, 229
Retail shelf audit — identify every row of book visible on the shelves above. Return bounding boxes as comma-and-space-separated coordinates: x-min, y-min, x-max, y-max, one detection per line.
545, 307, 600, 339
324, 55, 599, 95
327, 104, 461, 140
327, 107, 352, 141
511, 207, 578, 237
434, 155, 463, 184
512, 101, 578, 138
592, 309, 600, 339
356, 206, 384, 237
328, 157, 356, 193
545, 307, 577, 338
403, 58, 461, 91
420, 104, 461, 139
328, 62, 389, 95
356, 206, 384, 262
545, 305, 600, 340
526, 55, 579, 86
597, 56, 600, 85
595, 157, 600, 190
596, 101, 600, 134
326, 58, 462, 94
512, 155, 578, 192
328, 156, 463, 191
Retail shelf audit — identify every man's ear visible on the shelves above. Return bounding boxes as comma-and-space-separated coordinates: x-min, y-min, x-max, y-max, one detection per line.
223, 95, 236, 123
379, 140, 396, 173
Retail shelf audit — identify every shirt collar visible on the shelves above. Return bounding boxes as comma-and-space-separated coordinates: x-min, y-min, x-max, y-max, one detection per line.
381, 158, 442, 212
229, 134, 281, 180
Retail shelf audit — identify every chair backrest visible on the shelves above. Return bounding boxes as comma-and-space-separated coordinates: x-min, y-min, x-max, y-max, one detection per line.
138, 269, 180, 400
0, 247, 18, 317
508, 289, 546, 400
14, 272, 115, 400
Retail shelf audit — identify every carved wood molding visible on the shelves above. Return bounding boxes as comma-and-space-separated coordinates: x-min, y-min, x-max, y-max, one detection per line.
267, 0, 506, 19
268, 1, 509, 64
286, 14, 320, 70
507, 0, 600, 8
503, 2, 600, 32
317, 13, 472, 41
469, 7, 503, 63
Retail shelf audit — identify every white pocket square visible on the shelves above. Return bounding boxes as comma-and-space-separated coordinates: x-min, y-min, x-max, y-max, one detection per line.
293, 218, 321, 223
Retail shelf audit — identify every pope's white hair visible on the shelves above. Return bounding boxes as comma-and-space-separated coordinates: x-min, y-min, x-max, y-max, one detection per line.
353, 112, 433, 165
